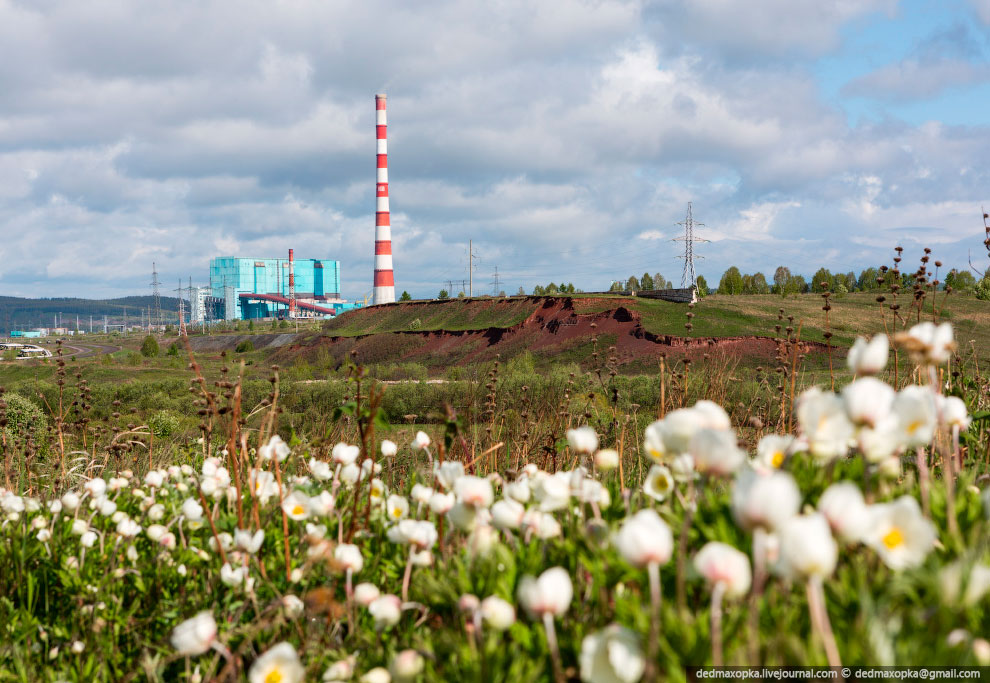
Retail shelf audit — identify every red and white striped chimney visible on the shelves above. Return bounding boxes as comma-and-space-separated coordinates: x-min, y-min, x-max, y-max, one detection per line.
373, 93, 396, 304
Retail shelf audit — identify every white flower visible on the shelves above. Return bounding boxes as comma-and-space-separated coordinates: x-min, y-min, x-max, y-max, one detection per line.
181, 498, 205, 523
504, 478, 531, 503
361, 668, 393, 683
354, 582, 381, 607
259, 435, 292, 462
643, 421, 666, 462
434, 461, 464, 490
938, 395, 971, 430
368, 594, 402, 628
693, 542, 752, 599
282, 594, 305, 619
84, 478, 107, 499
362, 459, 382, 478
491, 498, 526, 530
116, 518, 141, 537
97, 498, 117, 517
340, 463, 361, 485
306, 523, 327, 539
387, 519, 438, 549
533, 472, 570, 512
594, 449, 620, 471
754, 434, 793, 470
467, 524, 498, 557
847, 334, 889, 375
428, 492, 455, 515
146, 524, 168, 542
642, 464, 674, 502
669, 453, 695, 481
71, 519, 89, 536
170, 612, 217, 656
147, 503, 165, 521
248, 642, 304, 683
893, 385, 937, 448
518, 567, 572, 618
690, 428, 745, 476
71, 640, 85, 654
731, 466, 800, 533
455, 475, 494, 508
324, 654, 357, 682
386, 494, 410, 521
309, 459, 333, 481
777, 513, 838, 579
144, 470, 165, 488
234, 529, 264, 554
220, 563, 246, 586
897, 321, 954, 364
579, 624, 645, 683
332, 442, 361, 466
413, 431, 431, 450
842, 377, 896, 429
281, 491, 311, 521
857, 416, 903, 463
796, 388, 854, 462
818, 481, 871, 544
480, 595, 516, 631
939, 561, 990, 607
446, 502, 479, 532
80, 530, 98, 548
310, 490, 336, 516
335, 543, 364, 573
37, 528, 51, 542
657, 407, 709, 454
390, 650, 425, 682
614, 509, 673, 568
410, 484, 433, 505
62, 491, 81, 511
566, 426, 599, 455
381, 440, 398, 457
864, 496, 936, 570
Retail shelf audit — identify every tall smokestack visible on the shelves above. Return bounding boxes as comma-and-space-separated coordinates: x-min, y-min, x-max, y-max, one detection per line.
288, 248, 296, 318
373, 93, 395, 304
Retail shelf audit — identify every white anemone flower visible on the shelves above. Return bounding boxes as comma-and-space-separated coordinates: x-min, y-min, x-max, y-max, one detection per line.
391, 649, 425, 682
491, 498, 525, 530
386, 494, 410, 522
614, 509, 673, 568
234, 528, 264, 554
937, 395, 971, 430
281, 491, 311, 521
518, 567, 572, 618
731, 466, 800, 533
693, 542, 752, 599
480, 595, 516, 631
335, 543, 364, 573
754, 434, 794, 470
368, 594, 403, 628
248, 642, 304, 683
504, 478, 531, 504
842, 377, 896, 429
380, 439, 398, 457
777, 513, 838, 579
847, 334, 889, 376
331, 442, 361, 466
308, 458, 333, 481
594, 449, 620, 471
642, 464, 674, 502
428, 492, 455, 515
579, 624, 646, 683
455, 475, 494, 508
796, 388, 854, 462
354, 583, 381, 607
643, 421, 666, 463
434, 461, 464, 490
690, 428, 745, 477
170, 612, 218, 656
817, 481, 871, 544
864, 496, 936, 570
532, 472, 571, 512
566, 426, 599, 455
657, 407, 709, 454
896, 321, 954, 365
412, 431, 431, 450
410, 484, 433, 505
259, 435, 292, 463
893, 385, 937, 448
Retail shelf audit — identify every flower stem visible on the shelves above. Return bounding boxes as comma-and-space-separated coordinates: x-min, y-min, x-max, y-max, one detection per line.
542, 613, 565, 683
806, 576, 841, 667
648, 561, 662, 682
401, 547, 414, 603
711, 582, 726, 666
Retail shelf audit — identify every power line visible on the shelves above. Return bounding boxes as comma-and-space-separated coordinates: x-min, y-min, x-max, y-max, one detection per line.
672, 202, 710, 288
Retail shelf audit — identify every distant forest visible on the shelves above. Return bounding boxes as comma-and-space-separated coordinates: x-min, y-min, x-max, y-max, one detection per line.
0, 295, 181, 334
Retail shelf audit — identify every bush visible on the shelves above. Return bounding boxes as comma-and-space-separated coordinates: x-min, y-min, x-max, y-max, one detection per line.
0, 393, 48, 442
148, 410, 181, 438
409, 318, 422, 330
166, 343, 179, 357
977, 276, 990, 301
140, 335, 159, 357
235, 340, 255, 353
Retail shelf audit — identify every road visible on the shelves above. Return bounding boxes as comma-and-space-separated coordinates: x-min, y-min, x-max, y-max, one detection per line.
59, 342, 121, 358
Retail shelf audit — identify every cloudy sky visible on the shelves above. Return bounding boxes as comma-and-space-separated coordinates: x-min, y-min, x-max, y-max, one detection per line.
2, 0, 990, 301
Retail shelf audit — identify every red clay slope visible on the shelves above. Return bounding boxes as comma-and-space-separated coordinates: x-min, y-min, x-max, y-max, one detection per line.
275, 296, 826, 368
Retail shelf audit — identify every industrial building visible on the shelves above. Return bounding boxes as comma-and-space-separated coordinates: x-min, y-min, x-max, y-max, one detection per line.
191, 253, 360, 322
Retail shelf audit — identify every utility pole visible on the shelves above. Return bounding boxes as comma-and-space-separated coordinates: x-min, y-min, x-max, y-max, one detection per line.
672, 202, 710, 289
151, 262, 163, 330
491, 266, 502, 296
469, 240, 473, 298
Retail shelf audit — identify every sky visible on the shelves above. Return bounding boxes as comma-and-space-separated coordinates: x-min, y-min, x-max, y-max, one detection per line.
2, 0, 990, 301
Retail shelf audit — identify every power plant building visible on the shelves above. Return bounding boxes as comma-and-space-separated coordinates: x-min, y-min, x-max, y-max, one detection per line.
207, 256, 352, 320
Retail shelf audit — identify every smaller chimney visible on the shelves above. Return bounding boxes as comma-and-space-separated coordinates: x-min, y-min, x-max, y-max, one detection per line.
288, 249, 296, 318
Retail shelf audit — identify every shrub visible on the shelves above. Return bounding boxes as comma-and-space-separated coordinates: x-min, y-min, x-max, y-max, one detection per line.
977, 276, 990, 301
140, 335, 159, 357
235, 340, 255, 353
148, 410, 181, 438
409, 318, 422, 330
0, 393, 48, 442
166, 342, 179, 357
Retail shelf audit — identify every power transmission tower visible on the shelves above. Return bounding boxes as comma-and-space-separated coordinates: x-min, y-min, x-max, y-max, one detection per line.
151, 263, 163, 330
468, 240, 480, 298
491, 266, 502, 296
175, 279, 187, 336
672, 202, 710, 288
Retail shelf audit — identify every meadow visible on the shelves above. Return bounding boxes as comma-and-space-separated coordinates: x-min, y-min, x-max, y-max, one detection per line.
0, 289, 988, 682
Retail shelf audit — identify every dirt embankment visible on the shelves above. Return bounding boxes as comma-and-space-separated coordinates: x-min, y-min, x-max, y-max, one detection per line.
186, 333, 306, 353
272, 297, 827, 368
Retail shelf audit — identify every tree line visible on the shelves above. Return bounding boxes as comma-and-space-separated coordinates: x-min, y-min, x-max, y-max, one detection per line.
714, 265, 988, 297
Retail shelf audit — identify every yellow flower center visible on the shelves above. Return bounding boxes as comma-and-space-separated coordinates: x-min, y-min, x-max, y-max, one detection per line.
392, 508, 401, 518
882, 527, 905, 550
292, 505, 305, 516
265, 668, 283, 683
648, 447, 663, 460
906, 420, 923, 435
653, 474, 670, 492
771, 451, 784, 468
